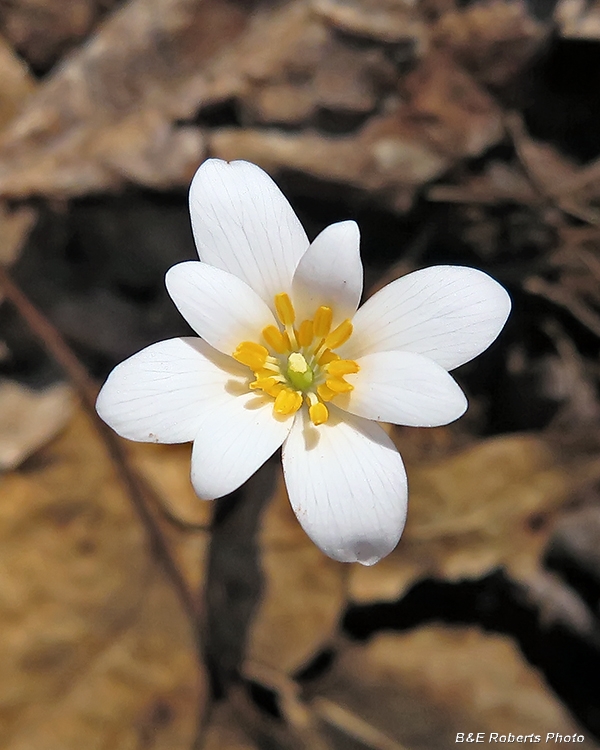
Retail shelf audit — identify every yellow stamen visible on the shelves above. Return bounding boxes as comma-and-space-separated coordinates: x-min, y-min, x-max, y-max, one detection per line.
262, 325, 287, 353
318, 349, 340, 365
253, 367, 283, 380
250, 376, 278, 391
313, 306, 333, 338
309, 401, 329, 426
233, 341, 269, 370
326, 359, 360, 376
234, 295, 356, 425
317, 383, 337, 402
324, 319, 353, 350
298, 319, 314, 347
326, 377, 354, 394
265, 382, 285, 397
274, 388, 303, 415
275, 293, 295, 326
262, 361, 281, 373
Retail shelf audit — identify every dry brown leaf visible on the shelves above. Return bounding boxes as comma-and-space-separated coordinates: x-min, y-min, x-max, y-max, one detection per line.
400, 52, 503, 158
0, 0, 507, 207
220, 1, 329, 126
557, 0, 600, 39
0, 0, 256, 197
312, 0, 425, 43
194, 0, 396, 128
432, 0, 547, 86
0, 406, 207, 748
0, 0, 120, 71
246, 468, 346, 674
0, 33, 36, 129
507, 115, 582, 198
351, 434, 589, 603
128, 440, 212, 594
0, 203, 36, 266
315, 626, 596, 749
211, 52, 502, 210
242, 32, 392, 125
428, 159, 539, 206
0, 380, 74, 470
203, 703, 259, 750
128, 441, 209, 529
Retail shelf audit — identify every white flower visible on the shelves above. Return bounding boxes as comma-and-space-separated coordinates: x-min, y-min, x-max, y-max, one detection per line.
96, 159, 511, 566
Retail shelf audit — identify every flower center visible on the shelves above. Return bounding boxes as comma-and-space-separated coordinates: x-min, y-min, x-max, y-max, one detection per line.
287, 352, 314, 390
232, 293, 359, 425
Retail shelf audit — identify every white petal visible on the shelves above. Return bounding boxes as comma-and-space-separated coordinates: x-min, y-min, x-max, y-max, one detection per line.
341, 266, 511, 370
335, 350, 467, 427
191, 392, 292, 500
291, 220, 363, 324
189, 159, 309, 307
96, 337, 248, 443
282, 407, 407, 565
166, 261, 277, 356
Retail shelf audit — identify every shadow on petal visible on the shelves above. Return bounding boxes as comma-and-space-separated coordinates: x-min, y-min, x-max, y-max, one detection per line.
225, 378, 251, 396
244, 394, 272, 410
351, 539, 387, 566
302, 420, 321, 451
329, 404, 391, 449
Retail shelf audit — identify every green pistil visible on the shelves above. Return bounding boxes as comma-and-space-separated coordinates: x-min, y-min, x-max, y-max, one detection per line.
286, 352, 314, 391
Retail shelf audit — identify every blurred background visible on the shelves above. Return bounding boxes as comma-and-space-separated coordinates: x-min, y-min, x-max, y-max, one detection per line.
1, 0, 600, 747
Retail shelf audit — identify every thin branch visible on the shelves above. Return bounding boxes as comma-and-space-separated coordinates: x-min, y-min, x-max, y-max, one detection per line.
524, 276, 600, 339
505, 113, 600, 226
0, 263, 200, 624
312, 697, 409, 750
243, 661, 333, 750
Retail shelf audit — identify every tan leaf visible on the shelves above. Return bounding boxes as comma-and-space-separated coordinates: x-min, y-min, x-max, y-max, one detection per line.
211, 53, 502, 210
0, 407, 207, 748
311, 0, 426, 44
203, 703, 260, 750
0, 0, 254, 197
432, 0, 548, 86
351, 434, 585, 602
0, 0, 121, 71
557, 0, 600, 40
0, 33, 37, 129
128, 440, 212, 594
315, 626, 596, 749
0, 381, 74, 471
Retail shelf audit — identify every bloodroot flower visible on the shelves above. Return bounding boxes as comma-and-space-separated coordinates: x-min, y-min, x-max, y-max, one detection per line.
96, 159, 511, 565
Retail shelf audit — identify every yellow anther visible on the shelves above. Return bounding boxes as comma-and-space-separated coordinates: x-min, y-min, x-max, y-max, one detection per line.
326, 377, 354, 394
324, 319, 353, 350
253, 367, 280, 380
317, 383, 337, 402
274, 388, 303, 415
262, 325, 287, 353
309, 401, 329, 426
326, 359, 360, 376
275, 293, 295, 326
318, 349, 340, 365
233, 341, 269, 371
313, 306, 333, 338
250, 376, 278, 391
265, 381, 285, 397
298, 319, 314, 347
